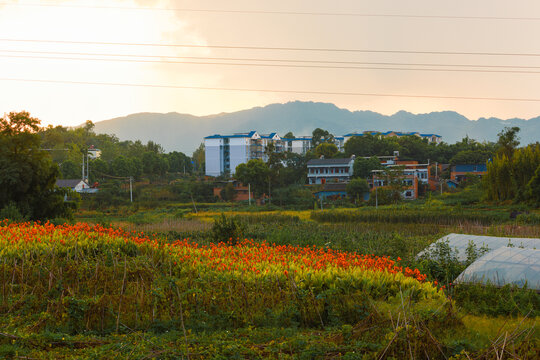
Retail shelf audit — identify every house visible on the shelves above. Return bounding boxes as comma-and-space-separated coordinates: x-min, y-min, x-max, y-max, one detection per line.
371, 170, 420, 200
313, 183, 348, 200
56, 179, 91, 192
213, 181, 254, 201
87, 145, 102, 159
55, 179, 98, 200
307, 156, 355, 184
451, 164, 488, 182
370, 159, 432, 200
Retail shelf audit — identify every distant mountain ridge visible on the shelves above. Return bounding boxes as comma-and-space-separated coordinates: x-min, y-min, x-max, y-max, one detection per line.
92, 101, 540, 153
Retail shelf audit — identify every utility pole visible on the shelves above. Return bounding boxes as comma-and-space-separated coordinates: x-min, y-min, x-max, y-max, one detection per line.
86, 151, 89, 182
268, 177, 271, 205
129, 176, 133, 202
82, 154, 85, 180
375, 186, 378, 209
248, 183, 251, 206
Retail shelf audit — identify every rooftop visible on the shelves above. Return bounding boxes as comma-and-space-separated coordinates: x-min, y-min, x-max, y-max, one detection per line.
307, 158, 353, 166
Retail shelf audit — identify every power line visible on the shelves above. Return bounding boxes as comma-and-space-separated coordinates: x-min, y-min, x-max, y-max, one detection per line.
1, 2, 540, 21
2, 38, 540, 57
3, 49, 540, 70
2, 77, 540, 102
4, 53, 540, 74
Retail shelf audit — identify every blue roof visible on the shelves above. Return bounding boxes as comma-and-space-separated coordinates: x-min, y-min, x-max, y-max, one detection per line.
344, 133, 364, 137
204, 131, 257, 139
261, 132, 277, 139
334, 136, 344, 140
454, 164, 487, 173
420, 133, 442, 137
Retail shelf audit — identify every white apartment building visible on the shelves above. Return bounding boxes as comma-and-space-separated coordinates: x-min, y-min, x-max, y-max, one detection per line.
205, 131, 285, 176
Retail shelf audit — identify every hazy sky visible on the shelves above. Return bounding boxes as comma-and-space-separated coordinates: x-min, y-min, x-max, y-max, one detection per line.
2, 0, 540, 127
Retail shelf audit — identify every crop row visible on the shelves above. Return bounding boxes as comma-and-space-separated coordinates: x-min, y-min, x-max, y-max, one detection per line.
310, 208, 512, 225
0, 221, 445, 334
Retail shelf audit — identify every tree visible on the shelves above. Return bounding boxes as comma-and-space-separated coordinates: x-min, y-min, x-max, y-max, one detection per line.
346, 178, 369, 203
167, 151, 192, 174
353, 156, 383, 179
450, 150, 493, 165
311, 128, 334, 148
526, 164, 540, 204
60, 160, 80, 179
283, 131, 294, 139
496, 126, 520, 159
192, 143, 205, 174
314, 143, 338, 158
0, 111, 77, 220
344, 134, 398, 157
220, 182, 236, 202
235, 159, 269, 196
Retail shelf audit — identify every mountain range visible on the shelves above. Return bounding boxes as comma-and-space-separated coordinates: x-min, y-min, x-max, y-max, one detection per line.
92, 101, 540, 154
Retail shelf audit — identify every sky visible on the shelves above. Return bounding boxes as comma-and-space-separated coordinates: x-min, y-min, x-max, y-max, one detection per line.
2, 0, 540, 127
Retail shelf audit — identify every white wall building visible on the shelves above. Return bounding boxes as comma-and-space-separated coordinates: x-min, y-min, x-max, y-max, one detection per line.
205, 131, 269, 176
204, 130, 441, 177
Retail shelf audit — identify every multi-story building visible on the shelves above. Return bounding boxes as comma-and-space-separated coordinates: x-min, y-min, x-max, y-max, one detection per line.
370, 161, 431, 200
307, 156, 355, 184
205, 131, 285, 176
205, 130, 441, 177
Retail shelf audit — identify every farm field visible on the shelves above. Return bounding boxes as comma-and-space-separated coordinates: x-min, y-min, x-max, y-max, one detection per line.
1, 207, 539, 359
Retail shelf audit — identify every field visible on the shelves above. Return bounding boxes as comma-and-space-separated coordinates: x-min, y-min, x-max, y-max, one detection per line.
0, 206, 539, 359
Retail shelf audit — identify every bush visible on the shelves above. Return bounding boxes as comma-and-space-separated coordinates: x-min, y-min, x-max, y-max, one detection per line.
516, 212, 540, 225
211, 214, 246, 244
0, 202, 25, 222
452, 283, 540, 317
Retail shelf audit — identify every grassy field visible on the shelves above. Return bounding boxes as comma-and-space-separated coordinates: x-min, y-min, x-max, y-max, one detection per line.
2, 206, 538, 359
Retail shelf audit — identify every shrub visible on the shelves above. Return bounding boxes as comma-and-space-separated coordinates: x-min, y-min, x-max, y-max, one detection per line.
211, 214, 246, 244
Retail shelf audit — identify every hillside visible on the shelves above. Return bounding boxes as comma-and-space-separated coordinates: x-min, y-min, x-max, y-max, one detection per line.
92, 101, 540, 153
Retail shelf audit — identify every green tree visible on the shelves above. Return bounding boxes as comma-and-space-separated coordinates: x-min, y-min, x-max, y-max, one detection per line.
192, 143, 205, 174
167, 151, 192, 173
89, 158, 109, 182
220, 182, 236, 202
311, 128, 334, 148
496, 126, 520, 159
314, 143, 338, 158
346, 178, 370, 204
0, 111, 77, 220
526, 164, 540, 204
353, 156, 383, 179
235, 159, 269, 197
283, 131, 294, 139
60, 160, 80, 179
344, 134, 399, 157
450, 150, 493, 165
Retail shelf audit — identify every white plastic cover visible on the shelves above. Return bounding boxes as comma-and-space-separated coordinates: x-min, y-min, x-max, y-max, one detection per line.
418, 233, 540, 262
454, 247, 540, 290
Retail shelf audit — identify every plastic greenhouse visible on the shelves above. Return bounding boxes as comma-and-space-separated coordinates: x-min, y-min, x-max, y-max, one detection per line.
418, 233, 540, 262
454, 247, 540, 290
